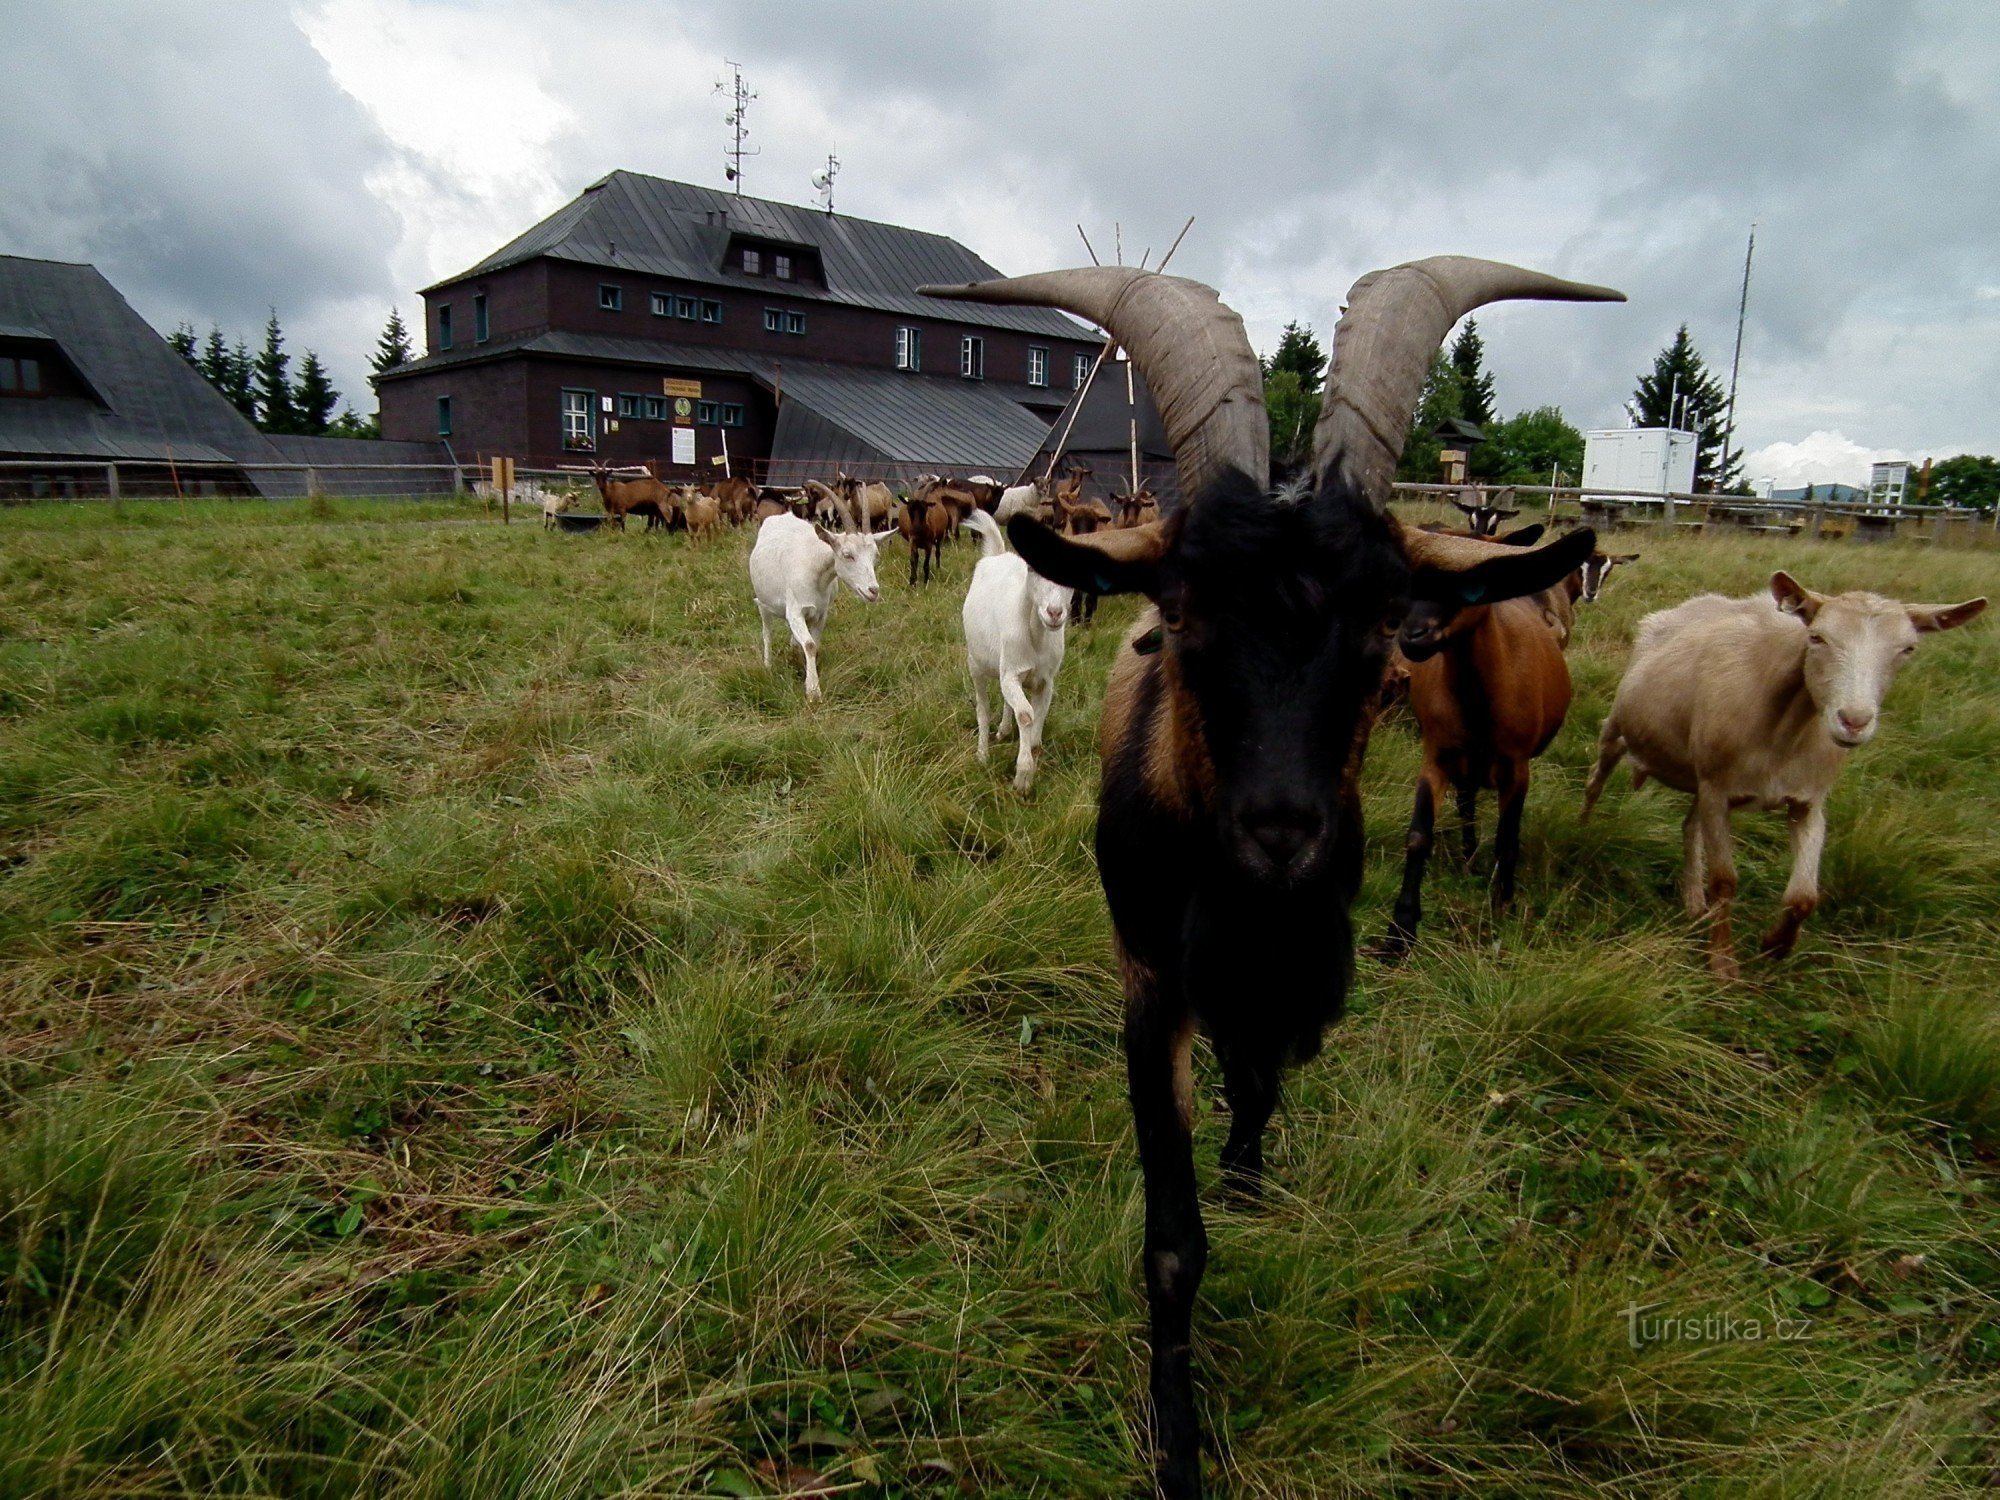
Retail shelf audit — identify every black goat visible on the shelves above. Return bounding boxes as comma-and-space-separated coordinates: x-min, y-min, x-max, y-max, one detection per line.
926, 258, 1623, 1499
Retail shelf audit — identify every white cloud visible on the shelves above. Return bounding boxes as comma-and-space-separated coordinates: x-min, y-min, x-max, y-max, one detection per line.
1742, 430, 1974, 491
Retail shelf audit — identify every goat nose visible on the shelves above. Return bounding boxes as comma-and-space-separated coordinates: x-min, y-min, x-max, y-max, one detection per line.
1244, 806, 1323, 869
1837, 708, 1875, 737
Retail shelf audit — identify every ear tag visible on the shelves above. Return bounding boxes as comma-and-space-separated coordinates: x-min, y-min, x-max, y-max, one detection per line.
1093, 573, 1117, 595
1461, 582, 1488, 603
1132, 625, 1165, 656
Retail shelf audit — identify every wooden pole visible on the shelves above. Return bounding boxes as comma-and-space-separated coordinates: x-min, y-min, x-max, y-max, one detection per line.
1126, 357, 1139, 495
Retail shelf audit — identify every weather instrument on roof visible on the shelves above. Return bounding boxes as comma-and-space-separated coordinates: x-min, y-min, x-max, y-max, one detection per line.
811, 151, 840, 215
714, 60, 758, 192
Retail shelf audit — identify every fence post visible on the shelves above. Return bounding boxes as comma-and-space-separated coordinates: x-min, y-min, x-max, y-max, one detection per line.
1809, 504, 1823, 540
305, 467, 321, 498
452, 466, 465, 494
105, 463, 119, 500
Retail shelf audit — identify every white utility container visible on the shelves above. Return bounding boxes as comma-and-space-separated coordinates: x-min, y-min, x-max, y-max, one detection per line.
1583, 428, 1697, 497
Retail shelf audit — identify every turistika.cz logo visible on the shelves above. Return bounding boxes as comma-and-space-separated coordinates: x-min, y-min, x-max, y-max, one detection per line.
1621, 1303, 1812, 1349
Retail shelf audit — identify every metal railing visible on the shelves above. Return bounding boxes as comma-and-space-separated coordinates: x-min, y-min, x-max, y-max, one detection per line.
0, 459, 465, 503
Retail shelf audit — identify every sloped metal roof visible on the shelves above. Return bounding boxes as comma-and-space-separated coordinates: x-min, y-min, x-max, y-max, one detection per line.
0, 255, 285, 467
434, 171, 1095, 341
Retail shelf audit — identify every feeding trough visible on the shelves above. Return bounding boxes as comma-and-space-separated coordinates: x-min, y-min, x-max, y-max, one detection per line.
555, 512, 609, 534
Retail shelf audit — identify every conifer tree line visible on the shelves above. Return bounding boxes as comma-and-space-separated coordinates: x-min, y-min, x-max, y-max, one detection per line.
168, 307, 414, 439
1261, 315, 1758, 493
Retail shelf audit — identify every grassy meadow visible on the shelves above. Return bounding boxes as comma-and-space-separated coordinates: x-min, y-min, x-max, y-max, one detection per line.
3, 495, 2000, 1497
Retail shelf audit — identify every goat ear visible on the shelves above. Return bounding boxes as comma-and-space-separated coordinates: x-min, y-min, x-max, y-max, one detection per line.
1008, 514, 1169, 598
1615, 552, 1641, 564
813, 523, 841, 548
1412, 527, 1599, 606
1771, 571, 1826, 621
1495, 523, 1545, 547
1908, 597, 1987, 633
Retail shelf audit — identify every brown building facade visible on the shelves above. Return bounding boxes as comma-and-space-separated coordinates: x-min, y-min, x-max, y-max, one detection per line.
379, 172, 1104, 483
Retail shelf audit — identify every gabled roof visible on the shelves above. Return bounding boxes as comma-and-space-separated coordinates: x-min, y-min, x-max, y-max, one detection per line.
432, 171, 1095, 341
0, 255, 283, 465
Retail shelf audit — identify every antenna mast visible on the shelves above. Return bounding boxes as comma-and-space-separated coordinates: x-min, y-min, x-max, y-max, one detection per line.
1722, 222, 1755, 484
812, 151, 840, 215
714, 61, 758, 194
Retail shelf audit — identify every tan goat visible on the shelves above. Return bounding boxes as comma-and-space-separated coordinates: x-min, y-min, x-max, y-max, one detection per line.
1582, 571, 1985, 978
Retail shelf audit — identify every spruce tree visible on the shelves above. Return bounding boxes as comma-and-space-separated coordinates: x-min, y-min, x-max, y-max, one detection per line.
1448, 318, 1497, 430
200, 325, 230, 386
370, 307, 413, 384
1397, 350, 1465, 482
1267, 321, 1326, 394
225, 340, 258, 420
253, 310, 297, 434
1633, 325, 1740, 490
292, 351, 339, 435
168, 321, 199, 365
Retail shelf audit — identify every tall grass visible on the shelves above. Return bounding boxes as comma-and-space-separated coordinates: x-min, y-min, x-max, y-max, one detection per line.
2, 501, 1998, 1495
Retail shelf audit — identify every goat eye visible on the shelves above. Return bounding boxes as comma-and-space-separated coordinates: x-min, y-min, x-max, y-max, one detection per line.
1159, 606, 1185, 631
1807, 633, 1826, 646
1379, 615, 1405, 638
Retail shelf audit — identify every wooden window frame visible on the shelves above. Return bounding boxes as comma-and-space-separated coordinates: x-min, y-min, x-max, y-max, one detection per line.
1028, 346, 1048, 387
960, 335, 984, 380
598, 283, 624, 312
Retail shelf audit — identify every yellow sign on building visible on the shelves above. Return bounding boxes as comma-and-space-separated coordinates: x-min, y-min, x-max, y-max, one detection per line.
663, 378, 703, 399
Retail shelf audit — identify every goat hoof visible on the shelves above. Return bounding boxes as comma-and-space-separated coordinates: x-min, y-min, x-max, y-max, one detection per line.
1364, 933, 1413, 964
1759, 928, 1799, 960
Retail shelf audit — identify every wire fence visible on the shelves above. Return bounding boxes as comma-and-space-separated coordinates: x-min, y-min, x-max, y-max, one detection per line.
6, 461, 1989, 547
1390, 482, 1999, 546
0, 459, 465, 504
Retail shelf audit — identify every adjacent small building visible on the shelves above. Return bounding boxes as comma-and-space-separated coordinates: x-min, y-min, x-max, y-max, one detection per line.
0, 254, 449, 499
377, 171, 1108, 483
0, 254, 288, 496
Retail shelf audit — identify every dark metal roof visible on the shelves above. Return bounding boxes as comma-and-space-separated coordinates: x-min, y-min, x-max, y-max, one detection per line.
434, 171, 1095, 341
0, 255, 284, 467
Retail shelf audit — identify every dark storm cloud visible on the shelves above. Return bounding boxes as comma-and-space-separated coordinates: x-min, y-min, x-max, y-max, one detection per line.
0, 3, 397, 401
1, 0, 1989, 464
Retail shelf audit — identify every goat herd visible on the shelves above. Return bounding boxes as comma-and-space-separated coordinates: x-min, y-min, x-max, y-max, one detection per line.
544, 258, 1983, 1499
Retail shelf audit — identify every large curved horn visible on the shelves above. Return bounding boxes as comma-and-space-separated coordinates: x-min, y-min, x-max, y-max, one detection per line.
1314, 257, 1624, 506
921, 268, 1267, 506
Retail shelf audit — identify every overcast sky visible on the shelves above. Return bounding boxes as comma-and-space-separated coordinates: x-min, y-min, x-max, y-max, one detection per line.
2, 1, 1992, 487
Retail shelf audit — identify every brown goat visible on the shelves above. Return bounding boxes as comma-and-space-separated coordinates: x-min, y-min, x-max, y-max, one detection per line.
832, 473, 897, 531
1373, 528, 1589, 958
1053, 486, 1115, 624
683, 489, 724, 544
1115, 485, 1159, 529
897, 491, 952, 584
707, 475, 760, 526
588, 465, 679, 531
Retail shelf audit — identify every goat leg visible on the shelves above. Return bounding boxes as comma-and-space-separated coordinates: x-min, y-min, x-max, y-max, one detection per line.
1215, 1039, 1281, 1204
1694, 783, 1739, 981
1370, 770, 1442, 961
1127, 1002, 1207, 1500
1761, 800, 1825, 960
1457, 783, 1479, 865
1491, 762, 1529, 907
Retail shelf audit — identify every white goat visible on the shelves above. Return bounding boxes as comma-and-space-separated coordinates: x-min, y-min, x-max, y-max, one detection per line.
1582, 570, 1985, 978
961, 509, 1073, 791
995, 480, 1047, 524
535, 483, 578, 530
749, 513, 886, 704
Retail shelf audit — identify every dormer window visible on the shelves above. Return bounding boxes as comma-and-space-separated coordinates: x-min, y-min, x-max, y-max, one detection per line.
774, 253, 792, 280
742, 247, 762, 275
598, 284, 623, 311
0, 355, 44, 396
